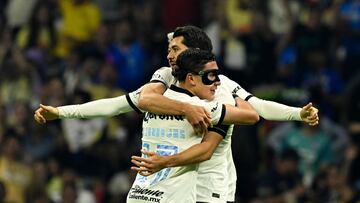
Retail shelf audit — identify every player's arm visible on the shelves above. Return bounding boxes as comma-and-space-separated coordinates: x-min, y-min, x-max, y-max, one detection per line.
34, 93, 138, 124
248, 97, 319, 126
223, 95, 260, 125
222, 102, 260, 125
221, 75, 319, 125
138, 82, 212, 134
131, 129, 225, 176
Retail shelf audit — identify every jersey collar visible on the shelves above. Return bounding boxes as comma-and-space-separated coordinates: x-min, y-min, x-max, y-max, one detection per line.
170, 85, 195, 97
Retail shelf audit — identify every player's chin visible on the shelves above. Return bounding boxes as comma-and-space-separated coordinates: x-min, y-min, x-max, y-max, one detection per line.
208, 93, 215, 100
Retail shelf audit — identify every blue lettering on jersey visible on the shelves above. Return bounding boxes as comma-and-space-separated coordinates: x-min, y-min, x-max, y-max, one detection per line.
143, 127, 185, 139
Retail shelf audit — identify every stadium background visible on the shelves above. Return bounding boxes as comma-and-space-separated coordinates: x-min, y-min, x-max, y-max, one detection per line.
0, 0, 359, 202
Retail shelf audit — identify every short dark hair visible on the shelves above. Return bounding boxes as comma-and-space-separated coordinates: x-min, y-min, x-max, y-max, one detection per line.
173, 25, 213, 52
173, 49, 216, 81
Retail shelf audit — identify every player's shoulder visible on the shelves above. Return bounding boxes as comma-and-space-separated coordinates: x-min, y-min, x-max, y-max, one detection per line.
152, 66, 172, 78
165, 85, 204, 104
219, 74, 241, 87
192, 98, 220, 112
155, 66, 172, 72
219, 74, 230, 81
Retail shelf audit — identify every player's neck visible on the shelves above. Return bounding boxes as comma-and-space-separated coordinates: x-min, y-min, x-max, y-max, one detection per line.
178, 83, 196, 97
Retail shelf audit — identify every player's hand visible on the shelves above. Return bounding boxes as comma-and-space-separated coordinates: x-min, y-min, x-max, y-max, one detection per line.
33, 104, 59, 124
131, 150, 168, 176
300, 102, 319, 126
184, 104, 211, 136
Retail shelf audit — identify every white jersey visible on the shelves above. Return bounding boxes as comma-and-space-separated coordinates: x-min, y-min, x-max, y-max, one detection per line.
127, 85, 226, 203
196, 76, 236, 203
147, 67, 303, 202
149, 67, 241, 202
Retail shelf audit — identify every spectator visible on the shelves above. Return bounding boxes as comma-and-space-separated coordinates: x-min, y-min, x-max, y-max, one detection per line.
5, 0, 38, 34
54, 0, 101, 57
267, 122, 335, 187
59, 168, 96, 203
277, 5, 335, 80
310, 164, 360, 202
301, 50, 344, 120
337, 0, 360, 80
108, 18, 146, 91
346, 73, 360, 192
15, 1, 56, 51
15, 1, 57, 77
0, 49, 33, 109
253, 149, 305, 202
0, 131, 33, 203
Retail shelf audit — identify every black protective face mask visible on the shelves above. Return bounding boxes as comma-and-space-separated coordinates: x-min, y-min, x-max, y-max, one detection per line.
194, 69, 220, 85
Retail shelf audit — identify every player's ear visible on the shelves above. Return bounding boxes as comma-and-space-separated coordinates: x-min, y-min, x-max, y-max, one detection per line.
187, 73, 196, 86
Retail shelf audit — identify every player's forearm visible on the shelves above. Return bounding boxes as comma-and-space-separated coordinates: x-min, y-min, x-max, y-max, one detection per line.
222, 75, 302, 121
58, 95, 133, 119
138, 82, 187, 115
223, 105, 260, 125
248, 97, 302, 121
165, 142, 214, 168
138, 92, 188, 116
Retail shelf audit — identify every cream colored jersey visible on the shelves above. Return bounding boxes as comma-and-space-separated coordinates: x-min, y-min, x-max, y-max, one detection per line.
148, 67, 248, 202
147, 67, 302, 202
127, 85, 226, 203
196, 75, 235, 203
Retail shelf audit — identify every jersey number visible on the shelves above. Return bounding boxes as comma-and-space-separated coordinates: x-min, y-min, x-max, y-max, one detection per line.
142, 143, 178, 185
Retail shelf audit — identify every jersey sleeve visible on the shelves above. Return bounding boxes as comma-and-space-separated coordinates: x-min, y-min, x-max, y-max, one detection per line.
219, 75, 302, 121
208, 124, 230, 138
58, 94, 137, 119
126, 87, 144, 113
206, 101, 227, 138
150, 67, 174, 88
203, 101, 226, 126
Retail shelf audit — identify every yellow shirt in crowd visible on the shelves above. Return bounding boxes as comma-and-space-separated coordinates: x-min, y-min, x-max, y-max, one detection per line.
0, 156, 32, 203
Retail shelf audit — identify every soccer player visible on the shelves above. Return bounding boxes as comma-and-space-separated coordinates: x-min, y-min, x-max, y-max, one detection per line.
127, 48, 259, 202
34, 25, 319, 202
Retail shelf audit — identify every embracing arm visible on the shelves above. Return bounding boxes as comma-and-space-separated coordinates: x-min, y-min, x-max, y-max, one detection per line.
165, 132, 223, 165
131, 131, 224, 175
222, 103, 260, 125
138, 82, 186, 115
138, 82, 212, 133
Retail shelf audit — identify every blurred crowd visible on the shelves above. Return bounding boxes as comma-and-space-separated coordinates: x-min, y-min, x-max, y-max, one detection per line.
0, 0, 359, 202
